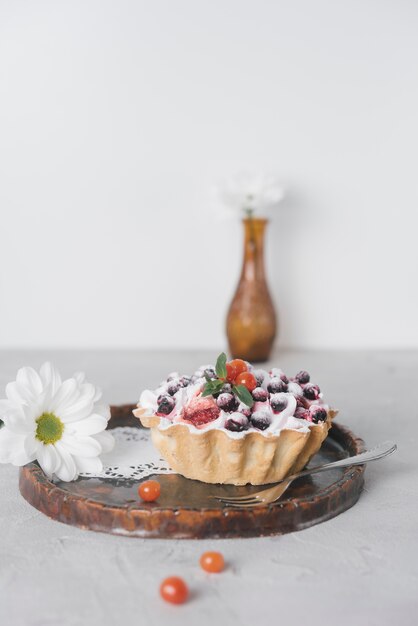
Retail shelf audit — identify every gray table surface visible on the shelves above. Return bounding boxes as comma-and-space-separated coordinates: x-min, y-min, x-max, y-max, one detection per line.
0, 349, 416, 626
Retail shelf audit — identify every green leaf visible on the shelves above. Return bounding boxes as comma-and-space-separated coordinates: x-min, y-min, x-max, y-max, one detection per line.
202, 378, 224, 398
203, 380, 215, 390
233, 384, 254, 408
215, 352, 227, 379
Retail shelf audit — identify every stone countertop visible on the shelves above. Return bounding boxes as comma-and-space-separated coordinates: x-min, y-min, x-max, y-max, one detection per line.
0, 349, 416, 626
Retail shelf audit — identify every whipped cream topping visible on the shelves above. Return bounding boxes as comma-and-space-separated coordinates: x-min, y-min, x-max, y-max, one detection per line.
138, 364, 330, 439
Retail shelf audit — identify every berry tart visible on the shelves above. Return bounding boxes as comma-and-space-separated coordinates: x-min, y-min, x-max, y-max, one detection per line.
133, 354, 337, 485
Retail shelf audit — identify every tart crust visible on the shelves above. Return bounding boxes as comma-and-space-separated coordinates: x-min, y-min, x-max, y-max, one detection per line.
133, 407, 338, 486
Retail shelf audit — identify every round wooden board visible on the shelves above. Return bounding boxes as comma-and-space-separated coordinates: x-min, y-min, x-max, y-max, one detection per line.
19, 404, 366, 539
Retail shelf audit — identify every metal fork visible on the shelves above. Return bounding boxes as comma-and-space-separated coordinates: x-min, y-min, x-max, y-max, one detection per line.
213, 441, 397, 509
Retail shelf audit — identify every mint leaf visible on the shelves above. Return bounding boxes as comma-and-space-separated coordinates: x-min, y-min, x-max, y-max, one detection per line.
233, 384, 254, 408
202, 379, 224, 398
215, 352, 227, 379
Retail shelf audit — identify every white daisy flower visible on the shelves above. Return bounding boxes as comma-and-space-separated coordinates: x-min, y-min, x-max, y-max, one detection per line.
217, 172, 285, 217
0, 362, 114, 482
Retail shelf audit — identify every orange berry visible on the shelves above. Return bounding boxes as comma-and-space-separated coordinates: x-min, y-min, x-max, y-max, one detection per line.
138, 480, 161, 502
160, 576, 189, 604
229, 359, 248, 376
225, 362, 238, 382
200, 551, 225, 573
235, 371, 257, 391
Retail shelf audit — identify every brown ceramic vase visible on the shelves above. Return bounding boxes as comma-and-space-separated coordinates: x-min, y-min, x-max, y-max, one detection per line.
226, 217, 277, 362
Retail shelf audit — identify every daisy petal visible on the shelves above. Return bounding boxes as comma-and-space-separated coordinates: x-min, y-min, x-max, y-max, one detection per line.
24, 434, 40, 458
59, 400, 94, 423
58, 384, 96, 423
0, 428, 26, 464
93, 430, 115, 454
2, 407, 33, 434
40, 362, 62, 396
61, 434, 102, 457
11, 446, 37, 466
16, 366, 43, 397
75, 455, 103, 474
70, 414, 108, 436
0, 399, 14, 417
28, 386, 53, 417
37, 444, 60, 477
73, 371, 86, 385
54, 442, 78, 481
6, 381, 35, 406
93, 402, 110, 420
50, 379, 78, 414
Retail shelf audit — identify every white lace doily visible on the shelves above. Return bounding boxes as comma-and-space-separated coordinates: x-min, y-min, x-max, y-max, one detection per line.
80, 427, 174, 480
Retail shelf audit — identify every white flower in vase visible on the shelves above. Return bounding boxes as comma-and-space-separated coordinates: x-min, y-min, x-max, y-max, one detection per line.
218, 172, 285, 218
0, 362, 114, 481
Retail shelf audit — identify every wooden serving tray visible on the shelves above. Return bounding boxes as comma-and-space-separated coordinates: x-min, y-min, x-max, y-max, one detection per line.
19, 404, 366, 538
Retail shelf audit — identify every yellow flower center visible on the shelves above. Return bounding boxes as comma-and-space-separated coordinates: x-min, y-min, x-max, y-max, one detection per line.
35, 412, 64, 445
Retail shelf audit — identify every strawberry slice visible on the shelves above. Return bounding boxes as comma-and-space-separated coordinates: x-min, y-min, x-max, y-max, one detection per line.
182, 396, 220, 427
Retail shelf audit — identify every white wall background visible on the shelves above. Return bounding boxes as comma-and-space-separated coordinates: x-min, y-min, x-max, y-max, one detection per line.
0, 0, 417, 350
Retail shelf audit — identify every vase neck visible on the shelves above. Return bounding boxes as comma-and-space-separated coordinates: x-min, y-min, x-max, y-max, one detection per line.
240, 218, 267, 282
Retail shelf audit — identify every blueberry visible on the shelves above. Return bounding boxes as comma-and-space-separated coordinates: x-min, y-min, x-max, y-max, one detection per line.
296, 396, 309, 409
251, 409, 271, 430
269, 369, 289, 384
216, 392, 238, 412
270, 394, 288, 413
309, 406, 327, 423
225, 412, 249, 432
252, 387, 269, 402
295, 407, 310, 420
167, 380, 181, 396
221, 383, 233, 394
295, 370, 310, 385
267, 377, 288, 393
204, 368, 217, 380
303, 384, 320, 400
179, 375, 192, 387
156, 394, 175, 415
237, 403, 252, 418
253, 369, 267, 387
287, 381, 303, 397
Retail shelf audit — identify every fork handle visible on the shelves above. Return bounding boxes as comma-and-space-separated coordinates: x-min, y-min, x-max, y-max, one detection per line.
284, 440, 397, 483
